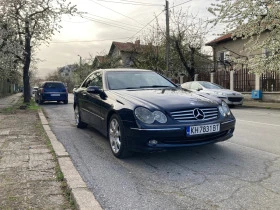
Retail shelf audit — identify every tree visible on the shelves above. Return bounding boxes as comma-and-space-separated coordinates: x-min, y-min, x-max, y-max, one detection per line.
152, 7, 211, 80
169, 8, 211, 80
0, 0, 77, 102
208, 0, 280, 74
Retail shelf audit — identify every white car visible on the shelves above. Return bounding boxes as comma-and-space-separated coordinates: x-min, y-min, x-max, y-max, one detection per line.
181, 81, 244, 106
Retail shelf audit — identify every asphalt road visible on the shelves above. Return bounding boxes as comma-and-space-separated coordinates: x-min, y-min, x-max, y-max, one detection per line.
42, 94, 280, 210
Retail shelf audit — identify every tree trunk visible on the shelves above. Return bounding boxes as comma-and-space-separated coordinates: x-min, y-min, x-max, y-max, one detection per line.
190, 47, 195, 81
23, 19, 31, 103
174, 40, 195, 80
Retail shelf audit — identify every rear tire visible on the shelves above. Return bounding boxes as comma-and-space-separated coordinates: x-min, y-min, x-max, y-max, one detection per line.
108, 114, 132, 158
74, 105, 87, 128
39, 98, 44, 104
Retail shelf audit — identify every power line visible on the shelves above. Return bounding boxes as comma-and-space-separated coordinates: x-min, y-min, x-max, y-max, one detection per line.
82, 16, 140, 31
63, 19, 91, 23
95, 0, 162, 6
50, 37, 131, 43
84, 12, 143, 30
170, 0, 192, 9
126, 10, 165, 42
87, 0, 146, 27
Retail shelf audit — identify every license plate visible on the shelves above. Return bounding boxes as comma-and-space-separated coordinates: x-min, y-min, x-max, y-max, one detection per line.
51, 94, 60, 96
186, 123, 220, 136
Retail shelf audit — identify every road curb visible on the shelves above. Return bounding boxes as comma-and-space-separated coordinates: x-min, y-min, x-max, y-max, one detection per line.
38, 109, 102, 210
241, 105, 280, 110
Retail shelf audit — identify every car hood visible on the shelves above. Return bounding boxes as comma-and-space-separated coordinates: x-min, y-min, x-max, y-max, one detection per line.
110, 88, 220, 111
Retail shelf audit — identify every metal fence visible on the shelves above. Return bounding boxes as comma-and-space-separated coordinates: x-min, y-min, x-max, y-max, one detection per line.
176, 69, 280, 92
261, 70, 280, 91
234, 68, 255, 92
215, 71, 230, 89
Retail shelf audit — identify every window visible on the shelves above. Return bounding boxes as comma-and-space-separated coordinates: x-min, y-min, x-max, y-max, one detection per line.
219, 51, 230, 63
82, 72, 103, 88
107, 71, 175, 90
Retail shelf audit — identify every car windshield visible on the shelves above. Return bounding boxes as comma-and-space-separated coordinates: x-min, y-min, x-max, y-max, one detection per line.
200, 82, 224, 89
106, 71, 176, 90
44, 83, 65, 89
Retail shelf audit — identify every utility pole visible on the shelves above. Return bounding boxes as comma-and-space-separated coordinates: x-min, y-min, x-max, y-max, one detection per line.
165, 0, 170, 73
78, 55, 82, 82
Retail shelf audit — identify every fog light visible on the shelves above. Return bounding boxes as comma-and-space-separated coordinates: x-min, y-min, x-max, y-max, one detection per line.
149, 140, 158, 145
227, 129, 234, 134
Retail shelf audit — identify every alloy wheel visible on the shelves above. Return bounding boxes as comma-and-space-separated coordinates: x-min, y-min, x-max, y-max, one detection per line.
109, 118, 121, 154
74, 106, 80, 126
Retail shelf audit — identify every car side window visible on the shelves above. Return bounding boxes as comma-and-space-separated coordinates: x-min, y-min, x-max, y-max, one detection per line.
88, 72, 103, 88
82, 75, 94, 88
82, 72, 103, 88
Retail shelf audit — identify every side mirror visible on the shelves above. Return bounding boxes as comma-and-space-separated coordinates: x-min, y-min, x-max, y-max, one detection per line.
87, 86, 102, 94
197, 87, 203, 91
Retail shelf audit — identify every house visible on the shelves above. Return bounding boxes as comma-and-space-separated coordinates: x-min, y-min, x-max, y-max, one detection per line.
206, 31, 270, 71
108, 40, 145, 67
92, 56, 107, 69
58, 64, 78, 77
206, 32, 280, 101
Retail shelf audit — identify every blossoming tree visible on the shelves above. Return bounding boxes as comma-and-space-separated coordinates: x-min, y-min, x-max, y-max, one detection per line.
208, 0, 280, 74
0, 0, 77, 102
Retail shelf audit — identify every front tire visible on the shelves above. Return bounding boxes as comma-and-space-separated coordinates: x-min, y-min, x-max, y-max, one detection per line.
64, 100, 68, 104
108, 114, 131, 158
74, 105, 87, 128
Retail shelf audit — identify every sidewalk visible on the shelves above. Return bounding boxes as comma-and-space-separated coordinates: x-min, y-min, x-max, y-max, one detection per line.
0, 94, 72, 208
242, 100, 280, 110
0, 93, 22, 109
0, 93, 102, 209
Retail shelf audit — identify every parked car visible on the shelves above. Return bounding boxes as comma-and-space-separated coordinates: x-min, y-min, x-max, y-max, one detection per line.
181, 81, 244, 106
35, 81, 68, 104
32, 86, 39, 94
73, 69, 236, 158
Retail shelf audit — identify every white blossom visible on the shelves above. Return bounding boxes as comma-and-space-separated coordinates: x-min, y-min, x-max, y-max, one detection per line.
209, 0, 280, 74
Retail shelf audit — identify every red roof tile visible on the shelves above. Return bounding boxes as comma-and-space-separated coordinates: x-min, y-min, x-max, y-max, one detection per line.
206, 33, 232, 46
113, 41, 143, 52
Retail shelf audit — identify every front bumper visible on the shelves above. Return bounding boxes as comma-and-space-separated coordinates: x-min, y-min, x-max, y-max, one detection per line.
219, 96, 244, 105
123, 119, 236, 152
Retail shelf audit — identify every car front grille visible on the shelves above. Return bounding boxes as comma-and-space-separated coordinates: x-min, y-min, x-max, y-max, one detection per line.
170, 107, 219, 122
228, 97, 243, 102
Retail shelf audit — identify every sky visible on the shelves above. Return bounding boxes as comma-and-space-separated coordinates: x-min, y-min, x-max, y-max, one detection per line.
36, 0, 219, 78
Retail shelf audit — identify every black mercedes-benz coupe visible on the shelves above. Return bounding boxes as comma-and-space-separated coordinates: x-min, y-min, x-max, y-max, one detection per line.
73, 69, 236, 158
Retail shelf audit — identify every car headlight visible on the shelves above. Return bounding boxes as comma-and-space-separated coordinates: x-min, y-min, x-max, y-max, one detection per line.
135, 107, 167, 124
218, 106, 226, 117
214, 91, 226, 96
153, 111, 167, 123
222, 101, 231, 115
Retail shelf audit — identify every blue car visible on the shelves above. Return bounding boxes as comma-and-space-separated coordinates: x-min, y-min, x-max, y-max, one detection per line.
74, 69, 235, 158
36, 81, 68, 104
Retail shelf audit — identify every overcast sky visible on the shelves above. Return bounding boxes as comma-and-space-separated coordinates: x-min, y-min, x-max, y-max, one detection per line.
36, 0, 219, 78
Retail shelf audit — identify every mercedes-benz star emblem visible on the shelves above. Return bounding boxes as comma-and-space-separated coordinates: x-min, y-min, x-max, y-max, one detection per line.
193, 108, 205, 120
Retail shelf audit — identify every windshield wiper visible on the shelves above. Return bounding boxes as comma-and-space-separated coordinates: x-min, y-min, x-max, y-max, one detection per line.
139, 85, 174, 88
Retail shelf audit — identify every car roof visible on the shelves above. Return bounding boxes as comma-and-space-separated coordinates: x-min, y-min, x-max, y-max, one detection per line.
42, 81, 64, 83
96, 68, 152, 73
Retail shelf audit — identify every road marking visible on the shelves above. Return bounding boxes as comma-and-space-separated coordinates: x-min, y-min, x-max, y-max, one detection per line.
238, 119, 280, 127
